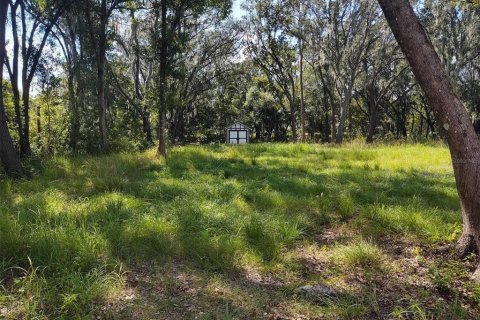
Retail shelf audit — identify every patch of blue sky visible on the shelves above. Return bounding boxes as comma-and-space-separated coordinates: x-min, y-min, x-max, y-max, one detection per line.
232, 0, 245, 19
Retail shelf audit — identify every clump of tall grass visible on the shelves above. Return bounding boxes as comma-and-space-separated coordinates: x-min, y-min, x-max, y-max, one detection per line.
0, 258, 124, 319
244, 214, 302, 262
336, 238, 382, 268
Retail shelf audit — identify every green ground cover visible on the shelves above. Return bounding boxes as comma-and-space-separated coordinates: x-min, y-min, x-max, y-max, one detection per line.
1, 143, 479, 319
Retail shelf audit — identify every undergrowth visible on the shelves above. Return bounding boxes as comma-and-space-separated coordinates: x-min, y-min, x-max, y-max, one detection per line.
1, 143, 477, 319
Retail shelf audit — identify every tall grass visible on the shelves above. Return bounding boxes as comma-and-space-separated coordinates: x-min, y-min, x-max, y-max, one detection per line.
335, 238, 382, 268
0, 143, 462, 318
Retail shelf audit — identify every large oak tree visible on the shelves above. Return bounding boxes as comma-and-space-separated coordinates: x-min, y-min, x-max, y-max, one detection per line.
378, 0, 480, 278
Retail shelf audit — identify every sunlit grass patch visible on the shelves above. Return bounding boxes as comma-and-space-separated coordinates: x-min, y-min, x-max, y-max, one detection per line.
361, 201, 459, 242
335, 238, 382, 268
0, 261, 124, 319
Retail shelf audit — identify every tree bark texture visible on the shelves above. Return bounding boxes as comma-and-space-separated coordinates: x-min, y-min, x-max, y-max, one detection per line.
378, 0, 480, 277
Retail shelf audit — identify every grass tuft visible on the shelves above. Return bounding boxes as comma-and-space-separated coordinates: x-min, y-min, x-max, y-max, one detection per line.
336, 238, 382, 268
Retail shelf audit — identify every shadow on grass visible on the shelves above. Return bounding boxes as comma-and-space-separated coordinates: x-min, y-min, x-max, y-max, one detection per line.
0, 144, 463, 318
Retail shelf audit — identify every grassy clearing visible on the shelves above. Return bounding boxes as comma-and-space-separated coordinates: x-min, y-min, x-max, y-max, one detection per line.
1, 143, 479, 319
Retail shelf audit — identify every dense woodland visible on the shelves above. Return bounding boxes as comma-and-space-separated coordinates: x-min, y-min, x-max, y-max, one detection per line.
0, 0, 478, 159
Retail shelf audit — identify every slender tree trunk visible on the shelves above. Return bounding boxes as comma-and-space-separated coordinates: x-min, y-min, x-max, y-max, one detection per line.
47, 97, 52, 154
65, 17, 81, 151
130, 11, 153, 146
10, 0, 64, 156
97, 0, 108, 152
289, 76, 298, 143
299, 37, 305, 143
378, 0, 480, 278
331, 103, 336, 144
419, 115, 424, 137
335, 84, 353, 144
290, 98, 297, 143
36, 103, 41, 149
0, 0, 23, 177
366, 85, 377, 143
36, 104, 41, 134
321, 93, 330, 142
142, 109, 153, 144
9, 3, 23, 148
20, 86, 31, 155
410, 112, 415, 137
19, 3, 31, 156
158, 0, 168, 156
68, 69, 80, 150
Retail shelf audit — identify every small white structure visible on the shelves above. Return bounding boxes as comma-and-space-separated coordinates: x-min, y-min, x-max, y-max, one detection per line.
227, 123, 249, 144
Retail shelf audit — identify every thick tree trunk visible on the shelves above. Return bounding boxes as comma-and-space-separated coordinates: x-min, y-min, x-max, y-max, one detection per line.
0, 0, 23, 177
378, 0, 480, 278
158, 0, 168, 157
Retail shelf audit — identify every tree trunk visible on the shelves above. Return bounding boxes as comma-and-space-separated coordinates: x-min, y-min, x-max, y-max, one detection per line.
142, 109, 153, 145
20, 86, 31, 155
68, 69, 80, 151
0, 0, 23, 177
158, 0, 168, 157
330, 103, 336, 144
378, 0, 480, 278
290, 98, 297, 143
46, 97, 52, 155
299, 37, 305, 143
36, 103, 42, 149
131, 11, 153, 146
97, 0, 108, 152
335, 84, 353, 144
65, 16, 81, 151
9, 2, 23, 149
366, 85, 377, 143
8, 0, 65, 156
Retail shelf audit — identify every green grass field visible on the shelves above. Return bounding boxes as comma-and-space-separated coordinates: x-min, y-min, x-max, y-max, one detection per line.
1, 143, 480, 319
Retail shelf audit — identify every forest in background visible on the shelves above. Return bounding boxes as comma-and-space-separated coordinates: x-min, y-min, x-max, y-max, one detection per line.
1, 0, 479, 158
